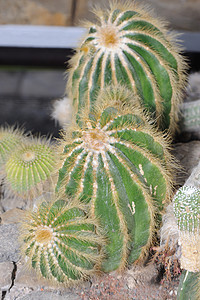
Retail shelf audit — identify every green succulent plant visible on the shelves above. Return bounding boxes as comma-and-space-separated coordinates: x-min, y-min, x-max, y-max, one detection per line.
0, 126, 25, 166
20, 196, 104, 285
67, 0, 187, 133
3, 137, 57, 200
173, 185, 200, 300
56, 85, 175, 272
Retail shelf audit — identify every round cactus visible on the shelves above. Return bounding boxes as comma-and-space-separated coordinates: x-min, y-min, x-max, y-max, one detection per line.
173, 185, 200, 272
0, 126, 25, 165
56, 85, 174, 272
3, 137, 57, 200
20, 197, 104, 285
67, 1, 187, 133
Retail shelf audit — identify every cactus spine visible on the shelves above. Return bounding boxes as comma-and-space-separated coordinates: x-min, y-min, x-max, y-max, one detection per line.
21, 197, 103, 285
4, 137, 56, 200
174, 185, 200, 300
56, 85, 174, 272
67, 1, 187, 133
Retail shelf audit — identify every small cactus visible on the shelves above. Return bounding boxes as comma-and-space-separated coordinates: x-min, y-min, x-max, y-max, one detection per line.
173, 185, 200, 272
67, 1, 187, 133
20, 197, 104, 285
56, 85, 174, 272
0, 126, 25, 166
3, 137, 57, 200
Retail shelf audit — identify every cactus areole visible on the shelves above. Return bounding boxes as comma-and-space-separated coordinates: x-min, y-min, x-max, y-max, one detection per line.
68, 1, 186, 133
56, 87, 173, 272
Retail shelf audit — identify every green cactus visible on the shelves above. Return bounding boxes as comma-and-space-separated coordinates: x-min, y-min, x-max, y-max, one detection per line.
56, 85, 174, 272
67, 1, 187, 133
0, 126, 25, 166
177, 270, 200, 300
173, 185, 200, 300
3, 137, 57, 200
20, 197, 104, 285
173, 185, 200, 272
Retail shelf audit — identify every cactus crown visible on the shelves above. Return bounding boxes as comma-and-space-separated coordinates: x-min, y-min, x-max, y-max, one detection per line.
4, 136, 56, 199
67, 0, 187, 133
56, 85, 175, 272
20, 196, 104, 286
173, 185, 200, 233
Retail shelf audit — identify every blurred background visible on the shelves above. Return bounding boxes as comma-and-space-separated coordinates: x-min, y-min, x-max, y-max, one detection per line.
0, 0, 200, 137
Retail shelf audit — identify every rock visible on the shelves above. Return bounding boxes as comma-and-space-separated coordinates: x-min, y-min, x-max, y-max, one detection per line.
0, 223, 20, 262
172, 141, 200, 186
185, 160, 200, 189
0, 262, 14, 291
13, 259, 43, 289
18, 291, 80, 300
1, 194, 29, 212
0, 208, 26, 224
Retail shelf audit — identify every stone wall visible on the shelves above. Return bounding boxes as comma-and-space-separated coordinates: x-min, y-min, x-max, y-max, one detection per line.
0, 0, 199, 30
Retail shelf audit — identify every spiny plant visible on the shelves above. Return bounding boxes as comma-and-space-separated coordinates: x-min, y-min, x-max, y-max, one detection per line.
3, 136, 57, 200
56, 85, 175, 272
67, 0, 187, 133
0, 126, 26, 166
20, 196, 104, 285
173, 185, 200, 299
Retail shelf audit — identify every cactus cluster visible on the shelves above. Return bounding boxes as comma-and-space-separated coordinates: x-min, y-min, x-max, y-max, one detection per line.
56, 85, 174, 272
67, 1, 187, 133
21, 197, 104, 285
9, 0, 188, 288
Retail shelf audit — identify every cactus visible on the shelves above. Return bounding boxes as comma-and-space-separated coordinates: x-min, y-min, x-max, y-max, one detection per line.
67, 1, 187, 133
20, 197, 104, 285
3, 137, 57, 200
173, 185, 200, 300
173, 185, 200, 272
177, 270, 200, 300
0, 126, 25, 166
56, 85, 174, 272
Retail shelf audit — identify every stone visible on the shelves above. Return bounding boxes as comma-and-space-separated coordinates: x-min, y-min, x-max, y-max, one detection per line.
0, 0, 73, 26
172, 141, 200, 186
18, 291, 80, 300
0, 262, 13, 291
185, 160, 200, 189
1, 194, 30, 212
0, 208, 26, 224
0, 223, 20, 262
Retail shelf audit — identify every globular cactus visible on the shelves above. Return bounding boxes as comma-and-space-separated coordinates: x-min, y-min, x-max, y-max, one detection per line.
56, 85, 175, 272
67, 1, 187, 133
20, 197, 104, 285
173, 185, 200, 272
3, 137, 57, 200
174, 185, 200, 300
0, 126, 25, 166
